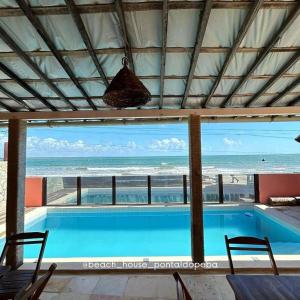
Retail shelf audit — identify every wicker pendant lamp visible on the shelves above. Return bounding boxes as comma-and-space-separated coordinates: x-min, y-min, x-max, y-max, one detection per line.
103, 57, 151, 108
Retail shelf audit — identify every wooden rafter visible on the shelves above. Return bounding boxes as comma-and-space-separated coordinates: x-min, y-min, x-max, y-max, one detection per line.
203, 0, 264, 108
221, 4, 300, 107
270, 77, 300, 106
0, 1, 297, 17
0, 47, 297, 59
0, 24, 77, 111
16, 0, 97, 111
181, 0, 213, 108
0, 63, 56, 111
0, 85, 34, 112
114, 0, 135, 71
64, 0, 109, 87
159, 0, 168, 109
288, 94, 300, 106
245, 51, 300, 107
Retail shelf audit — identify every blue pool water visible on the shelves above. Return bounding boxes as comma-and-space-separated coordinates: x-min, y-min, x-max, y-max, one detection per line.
17, 208, 300, 258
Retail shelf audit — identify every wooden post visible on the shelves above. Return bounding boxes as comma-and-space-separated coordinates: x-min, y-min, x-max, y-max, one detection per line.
6, 119, 27, 268
189, 115, 204, 263
218, 174, 224, 204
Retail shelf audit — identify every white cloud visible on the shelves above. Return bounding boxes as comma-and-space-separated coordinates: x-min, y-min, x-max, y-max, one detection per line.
149, 138, 186, 151
27, 136, 139, 156
223, 137, 240, 146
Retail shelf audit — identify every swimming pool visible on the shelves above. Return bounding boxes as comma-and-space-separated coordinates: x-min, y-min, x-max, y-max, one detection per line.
18, 206, 300, 258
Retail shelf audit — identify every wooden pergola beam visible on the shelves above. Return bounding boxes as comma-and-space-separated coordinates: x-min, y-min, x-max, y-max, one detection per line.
245, 51, 300, 107
270, 77, 300, 106
181, 0, 213, 108
0, 62, 57, 111
115, 0, 135, 72
203, 0, 264, 108
0, 1, 297, 17
0, 85, 33, 112
1, 106, 300, 121
0, 24, 77, 111
221, 4, 300, 107
64, 0, 109, 87
16, 0, 97, 111
0, 47, 297, 58
0, 74, 298, 84
159, 0, 168, 109
0, 91, 298, 104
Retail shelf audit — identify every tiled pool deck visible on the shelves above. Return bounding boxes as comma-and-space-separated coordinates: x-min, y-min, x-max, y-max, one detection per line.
41, 273, 235, 300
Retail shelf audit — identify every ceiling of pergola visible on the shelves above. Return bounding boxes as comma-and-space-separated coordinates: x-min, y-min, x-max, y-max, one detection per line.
0, 0, 298, 113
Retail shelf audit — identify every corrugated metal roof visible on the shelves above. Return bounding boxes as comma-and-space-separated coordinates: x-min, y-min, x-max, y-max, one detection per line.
0, 0, 297, 112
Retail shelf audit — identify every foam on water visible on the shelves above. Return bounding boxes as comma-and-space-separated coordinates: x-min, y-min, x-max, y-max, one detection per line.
26, 154, 300, 177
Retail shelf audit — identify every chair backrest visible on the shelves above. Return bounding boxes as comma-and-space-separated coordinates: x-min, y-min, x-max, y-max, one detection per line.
14, 263, 57, 300
173, 272, 192, 300
0, 231, 49, 282
225, 235, 279, 275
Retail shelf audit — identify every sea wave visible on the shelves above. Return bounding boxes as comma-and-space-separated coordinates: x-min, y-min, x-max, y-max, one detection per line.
26, 154, 300, 177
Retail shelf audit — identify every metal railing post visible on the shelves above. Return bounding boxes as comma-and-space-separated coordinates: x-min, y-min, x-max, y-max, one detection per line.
183, 175, 188, 204
42, 177, 47, 206
254, 174, 260, 203
218, 174, 224, 204
147, 175, 151, 205
77, 176, 81, 206
112, 176, 116, 205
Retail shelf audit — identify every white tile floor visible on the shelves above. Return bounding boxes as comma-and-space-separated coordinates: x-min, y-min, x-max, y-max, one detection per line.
41, 274, 235, 299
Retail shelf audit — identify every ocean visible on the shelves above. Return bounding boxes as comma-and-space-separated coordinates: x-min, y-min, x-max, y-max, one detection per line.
26, 154, 300, 177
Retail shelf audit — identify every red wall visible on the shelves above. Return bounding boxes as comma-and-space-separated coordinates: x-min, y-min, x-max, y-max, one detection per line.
259, 174, 300, 204
25, 177, 43, 207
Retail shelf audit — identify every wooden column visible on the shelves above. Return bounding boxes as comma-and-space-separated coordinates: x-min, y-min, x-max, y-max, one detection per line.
6, 119, 27, 268
188, 114, 204, 263
3, 142, 8, 161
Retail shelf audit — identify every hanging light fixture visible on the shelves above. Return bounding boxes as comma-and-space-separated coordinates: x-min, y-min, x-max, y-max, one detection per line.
103, 57, 151, 108
295, 135, 300, 143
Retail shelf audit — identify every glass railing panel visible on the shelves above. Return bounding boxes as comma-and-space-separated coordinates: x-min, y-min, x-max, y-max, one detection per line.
151, 175, 184, 204
81, 177, 112, 205
116, 176, 148, 204
223, 174, 255, 203
46, 177, 77, 205
202, 174, 219, 203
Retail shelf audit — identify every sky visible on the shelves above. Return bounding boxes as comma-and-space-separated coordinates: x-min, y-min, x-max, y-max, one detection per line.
0, 121, 299, 157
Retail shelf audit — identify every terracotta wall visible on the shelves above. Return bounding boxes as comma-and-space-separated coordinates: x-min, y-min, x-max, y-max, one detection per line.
25, 177, 43, 207
259, 174, 300, 204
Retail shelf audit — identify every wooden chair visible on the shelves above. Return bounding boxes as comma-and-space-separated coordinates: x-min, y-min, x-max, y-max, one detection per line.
225, 235, 279, 275
14, 263, 57, 300
173, 272, 193, 300
0, 231, 49, 299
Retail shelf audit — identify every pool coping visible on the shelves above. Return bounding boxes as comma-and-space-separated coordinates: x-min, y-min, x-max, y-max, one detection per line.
8, 203, 300, 271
